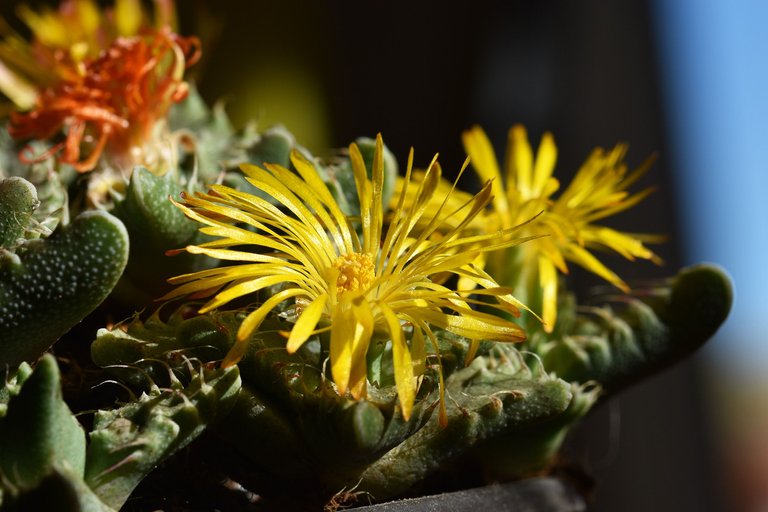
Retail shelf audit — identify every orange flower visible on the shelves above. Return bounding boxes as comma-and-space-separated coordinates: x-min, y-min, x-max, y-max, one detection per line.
0, 0, 179, 103
9, 28, 199, 172
0, 0, 197, 172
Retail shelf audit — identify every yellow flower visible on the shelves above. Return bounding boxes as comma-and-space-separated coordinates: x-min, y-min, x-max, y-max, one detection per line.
164, 135, 532, 420
461, 124, 660, 332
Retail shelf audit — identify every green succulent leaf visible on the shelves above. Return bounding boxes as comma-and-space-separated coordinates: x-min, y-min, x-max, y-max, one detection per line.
0, 177, 39, 249
0, 362, 33, 419
0, 465, 115, 512
84, 365, 241, 510
0, 211, 129, 368
355, 353, 594, 499
112, 167, 212, 303
92, 306, 596, 499
245, 125, 294, 170
539, 264, 733, 394
0, 128, 72, 234
0, 355, 86, 488
91, 307, 236, 378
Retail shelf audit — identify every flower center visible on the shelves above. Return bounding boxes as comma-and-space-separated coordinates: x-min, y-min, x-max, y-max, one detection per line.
334, 253, 375, 295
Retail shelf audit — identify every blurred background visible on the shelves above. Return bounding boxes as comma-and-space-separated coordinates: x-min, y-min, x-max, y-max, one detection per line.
4, 0, 766, 510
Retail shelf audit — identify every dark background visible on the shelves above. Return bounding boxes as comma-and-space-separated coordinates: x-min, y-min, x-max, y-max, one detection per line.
1, 1, 728, 510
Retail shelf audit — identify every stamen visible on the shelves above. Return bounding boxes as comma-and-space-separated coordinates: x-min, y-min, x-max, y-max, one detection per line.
334, 253, 375, 295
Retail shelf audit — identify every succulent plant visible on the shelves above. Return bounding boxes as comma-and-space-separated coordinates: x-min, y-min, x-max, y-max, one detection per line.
85, 362, 241, 510
87, 262, 731, 506
536, 264, 733, 395
0, 352, 240, 511
0, 2, 735, 510
0, 188, 129, 368
0, 354, 98, 510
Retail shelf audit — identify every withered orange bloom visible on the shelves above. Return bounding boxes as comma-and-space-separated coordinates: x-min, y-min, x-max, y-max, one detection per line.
9, 27, 199, 172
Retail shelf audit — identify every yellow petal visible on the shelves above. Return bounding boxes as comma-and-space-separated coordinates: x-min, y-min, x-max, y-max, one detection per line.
582, 227, 656, 260
381, 149, 416, 261
457, 253, 487, 292
238, 165, 338, 255
286, 294, 328, 353
330, 297, 373, 396
369, 134, 385, 252
290, 150, 354, 252
221, 289, 307, 367
76, 0, 101, 36
410, 327, 426, 376
538, 256, 558, 333
17, 6, 68, 48
384, 159, 443, 276
413, 157, 441, 207
348, 363, 367, 401
566, 244, 629, 292
163, 264, 292, 301
584, 187, 655, 223
507, 124, 533, 198
221, 339, 249, 369
202, 274, 291, 312
416, 308, 526, 342
348, 297, 374, 398
222, 288, 309, 367
262, 162, 348, 250
531, 132, 558, 197
0, 62, 37, 109
381, 304, 415, 420
398, 180, 496, 276
453, 265, 532, 317
463, 125, 508, 216
182, 246, 286, 263
349, 142, 372, 250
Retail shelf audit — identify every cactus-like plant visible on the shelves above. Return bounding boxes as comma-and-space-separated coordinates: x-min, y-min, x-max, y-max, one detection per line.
85, 363, 241, 509
0, 1, 735, 510
0, 355, 85, 486
537, 264, 732, 394
88, 264, 730, 507
0, 352, 240, 511
0, 177, 38, 248
0, 354, 100, 510
0, 200, 129, 367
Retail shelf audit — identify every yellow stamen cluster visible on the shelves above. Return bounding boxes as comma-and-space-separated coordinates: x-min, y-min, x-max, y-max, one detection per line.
334, 253, 375, 296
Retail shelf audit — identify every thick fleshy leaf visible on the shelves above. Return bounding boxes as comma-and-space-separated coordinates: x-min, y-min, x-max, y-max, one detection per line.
0, 177, 39, 249
0, 211, 128, 367
0, 355, 85, 488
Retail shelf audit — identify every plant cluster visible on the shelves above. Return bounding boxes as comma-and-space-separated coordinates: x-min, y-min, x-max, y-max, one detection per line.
0, 1, 731, 510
